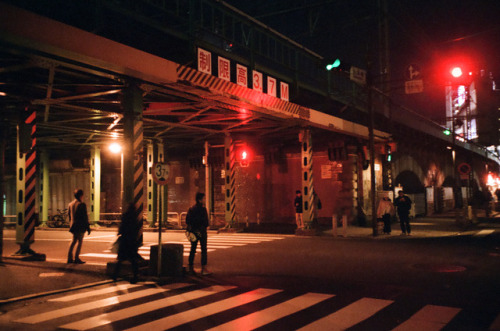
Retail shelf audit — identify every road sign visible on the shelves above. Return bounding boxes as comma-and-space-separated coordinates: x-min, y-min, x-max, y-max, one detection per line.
405, 79, 424, 94
457, 163, 471, 176
152, 162, 170, 185
405, 64, 421, 80
350, 66, 366, 85
404, 64, 423, 94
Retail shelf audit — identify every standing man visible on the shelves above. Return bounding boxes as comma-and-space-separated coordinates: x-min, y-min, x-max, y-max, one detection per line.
186, 192, 211, 276
394, 190, 412, 235
294, 190, 304, 229
67, 189, 91, 264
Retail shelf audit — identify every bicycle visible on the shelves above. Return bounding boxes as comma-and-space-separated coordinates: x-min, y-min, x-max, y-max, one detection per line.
48, 208, 69, 228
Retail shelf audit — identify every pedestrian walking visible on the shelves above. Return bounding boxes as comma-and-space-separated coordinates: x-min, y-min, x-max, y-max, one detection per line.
112, 203, 142, 283
186, 192, 211, 276
377, 194, 395, 234
67, 189, 91, 264
394, 190, 412, 235
294, 190, 304, 229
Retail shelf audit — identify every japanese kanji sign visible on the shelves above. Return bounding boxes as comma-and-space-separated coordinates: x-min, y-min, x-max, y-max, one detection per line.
218, 56, 230, 81
197, 48, 211, 75
236, 63, 248, 87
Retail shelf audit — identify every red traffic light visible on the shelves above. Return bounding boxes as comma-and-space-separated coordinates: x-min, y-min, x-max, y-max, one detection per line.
236, 146, 253, 167
451, 67, 463, 78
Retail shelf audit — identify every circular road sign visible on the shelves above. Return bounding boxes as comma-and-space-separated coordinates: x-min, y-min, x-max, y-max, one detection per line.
457, 163, 471, 176
153, 162, 170, 185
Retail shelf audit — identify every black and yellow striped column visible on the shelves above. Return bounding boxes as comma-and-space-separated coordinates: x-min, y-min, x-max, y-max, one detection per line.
89, 146, 101, 227
300, 129, 315, 227
146, 141, 157, 227
38, 150, 49, 227
122, 85, 144, 222
224, 134, 236, 226
15, 109, 38, 254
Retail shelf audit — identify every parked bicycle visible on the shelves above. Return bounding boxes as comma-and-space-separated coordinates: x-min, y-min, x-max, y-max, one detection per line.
48, 208, 69, 228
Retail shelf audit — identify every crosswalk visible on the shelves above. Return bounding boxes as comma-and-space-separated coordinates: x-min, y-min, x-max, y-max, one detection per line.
9, 281, 500, 330
80, 233, 286, 262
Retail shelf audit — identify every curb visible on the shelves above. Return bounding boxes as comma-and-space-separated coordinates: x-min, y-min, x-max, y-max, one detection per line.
0, 279, 114, 305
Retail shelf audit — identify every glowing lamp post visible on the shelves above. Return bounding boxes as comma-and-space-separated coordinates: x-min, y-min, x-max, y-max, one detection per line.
108, 142, 124, 208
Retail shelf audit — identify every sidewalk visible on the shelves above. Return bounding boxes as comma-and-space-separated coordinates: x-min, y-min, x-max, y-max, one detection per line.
0, 258, 110, 304
1, 211, 498, 304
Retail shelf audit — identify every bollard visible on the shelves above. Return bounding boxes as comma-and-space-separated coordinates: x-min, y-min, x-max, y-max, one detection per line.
332, 215, 337, 237
342, 215, 347, 237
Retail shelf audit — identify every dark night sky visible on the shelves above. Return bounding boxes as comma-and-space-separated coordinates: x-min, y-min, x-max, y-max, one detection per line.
225, 0, 500, 120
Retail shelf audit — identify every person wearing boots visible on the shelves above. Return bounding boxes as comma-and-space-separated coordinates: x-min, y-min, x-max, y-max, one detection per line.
67, 189, 91, 264
186, 192, 211, 276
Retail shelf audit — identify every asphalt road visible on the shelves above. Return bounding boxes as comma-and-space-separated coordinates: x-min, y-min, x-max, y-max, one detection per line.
1, 228, 499, 330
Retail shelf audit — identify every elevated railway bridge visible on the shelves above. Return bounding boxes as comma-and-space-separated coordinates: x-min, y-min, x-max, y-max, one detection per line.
0, 1, 497, 251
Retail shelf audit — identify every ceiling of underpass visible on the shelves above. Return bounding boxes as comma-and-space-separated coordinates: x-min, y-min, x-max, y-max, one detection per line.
0, 46, 309, 163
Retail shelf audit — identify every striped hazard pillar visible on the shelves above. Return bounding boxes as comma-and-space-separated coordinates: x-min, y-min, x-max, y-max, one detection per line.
15, 108, 42, 256
224, 134, 236, 226
300, 129, 315, 227
146, 141, 157, 227
122, 85, 144, 222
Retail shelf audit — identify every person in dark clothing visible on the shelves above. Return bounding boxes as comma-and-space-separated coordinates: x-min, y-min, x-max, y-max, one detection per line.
394, 190, 412, 235
112, 203, 142, 283
294, 190, 304, 229
186, 192, 211, 276
67, 189, 91, 264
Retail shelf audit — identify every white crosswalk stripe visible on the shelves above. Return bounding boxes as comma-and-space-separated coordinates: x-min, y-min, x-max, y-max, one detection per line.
474, 229, 496, 237
11, 282, 500, 330
392, 305, 461, 331
298, 297, 394, 330
80, 233, 286, 260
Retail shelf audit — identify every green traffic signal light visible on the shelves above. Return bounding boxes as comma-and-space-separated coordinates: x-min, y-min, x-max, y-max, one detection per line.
443, 129, 452, 136
326, 58, 341, 71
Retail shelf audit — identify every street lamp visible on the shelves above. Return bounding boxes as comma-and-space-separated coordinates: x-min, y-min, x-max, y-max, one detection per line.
108, 141, 124, 210
109, 142, 122, 154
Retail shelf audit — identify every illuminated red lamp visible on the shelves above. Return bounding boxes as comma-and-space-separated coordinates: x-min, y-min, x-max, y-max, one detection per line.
450, 67, 463, 78
237, 147, 252, 167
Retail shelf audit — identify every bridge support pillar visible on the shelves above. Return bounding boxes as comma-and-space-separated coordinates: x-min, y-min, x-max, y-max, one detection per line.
90, 146, 101, 227
146, 142, 157, 227
224, 134, 236, 227
204, 141, 213, 226
122, 85, 144, 222
15, 109, 43, 258
38, 150, 50, 227
157, 143, 168, 227
300, 129, 315, 228
347, 146, 359, 222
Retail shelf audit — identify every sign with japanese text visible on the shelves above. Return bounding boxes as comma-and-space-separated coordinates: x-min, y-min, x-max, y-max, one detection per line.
218, 56, 230, 81
252, 70, 263, 93
280, 82, 289, 101
405, 79, 424, 94
350, 66, 366, 85
236, 64, 248, 87
267, 76, 277, 97
197, 48, 212, 75
196, 47, 291, 102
